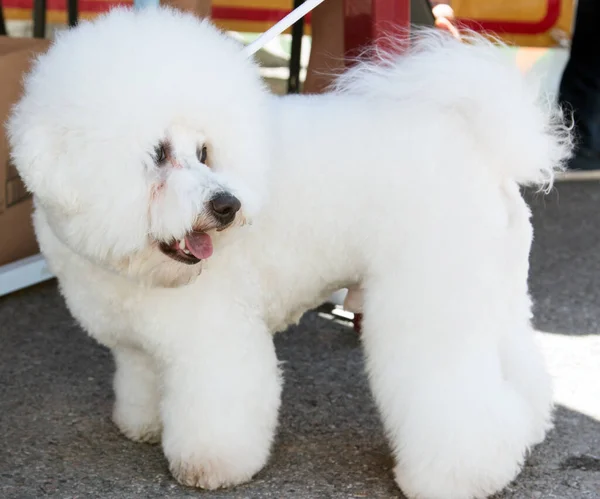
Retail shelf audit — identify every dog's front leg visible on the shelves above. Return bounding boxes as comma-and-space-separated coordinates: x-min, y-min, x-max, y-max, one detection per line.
159, 314, 282, 490
112, 346, 162, 443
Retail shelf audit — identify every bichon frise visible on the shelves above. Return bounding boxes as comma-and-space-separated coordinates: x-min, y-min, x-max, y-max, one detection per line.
7, 7, 571, 499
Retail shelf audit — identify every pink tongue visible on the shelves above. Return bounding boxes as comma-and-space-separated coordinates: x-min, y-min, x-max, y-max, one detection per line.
185, 232, 213, 260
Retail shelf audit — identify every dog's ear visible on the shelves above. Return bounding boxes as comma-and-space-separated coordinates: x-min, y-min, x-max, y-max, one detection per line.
7, 118, 81, 214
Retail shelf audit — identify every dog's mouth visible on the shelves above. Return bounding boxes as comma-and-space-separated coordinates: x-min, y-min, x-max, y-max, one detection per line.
159, 231, 213, 265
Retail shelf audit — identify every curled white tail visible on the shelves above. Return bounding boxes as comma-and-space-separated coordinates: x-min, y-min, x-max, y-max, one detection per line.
332, 29, 573, 189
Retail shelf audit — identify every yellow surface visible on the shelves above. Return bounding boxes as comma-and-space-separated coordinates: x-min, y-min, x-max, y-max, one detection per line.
453, 0, 574, 47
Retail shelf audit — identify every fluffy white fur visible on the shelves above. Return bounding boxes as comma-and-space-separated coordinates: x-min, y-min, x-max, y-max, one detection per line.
7, 7, 572, 499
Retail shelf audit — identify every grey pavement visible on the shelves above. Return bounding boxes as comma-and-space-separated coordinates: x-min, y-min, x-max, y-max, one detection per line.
1, 180, 599, 498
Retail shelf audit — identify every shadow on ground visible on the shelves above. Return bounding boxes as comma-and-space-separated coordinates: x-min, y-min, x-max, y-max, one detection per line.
527, 182, 600, 337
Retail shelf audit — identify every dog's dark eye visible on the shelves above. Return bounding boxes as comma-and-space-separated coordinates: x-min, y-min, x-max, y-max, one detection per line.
154, 144, 167, 164
197, 145, 208, 165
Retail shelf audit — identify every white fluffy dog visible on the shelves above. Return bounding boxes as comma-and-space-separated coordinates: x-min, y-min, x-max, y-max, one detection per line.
8, 7, 571, 499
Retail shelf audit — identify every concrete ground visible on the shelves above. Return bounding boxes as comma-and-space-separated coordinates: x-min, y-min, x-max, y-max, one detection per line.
1, 181, 599, 499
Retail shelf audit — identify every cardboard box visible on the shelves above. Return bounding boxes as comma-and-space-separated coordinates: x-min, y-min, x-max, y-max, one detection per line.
0, 36, 50, 267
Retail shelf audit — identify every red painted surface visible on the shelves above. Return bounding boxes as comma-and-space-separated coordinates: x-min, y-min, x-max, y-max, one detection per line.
343, 0, 372, 59
7, 0, 122, 12
374, 0, 410, 52
353, 312, 362, 333
343, 0, 411, 63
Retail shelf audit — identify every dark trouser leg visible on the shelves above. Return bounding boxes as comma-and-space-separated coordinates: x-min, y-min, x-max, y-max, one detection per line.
559, 0, 600, 170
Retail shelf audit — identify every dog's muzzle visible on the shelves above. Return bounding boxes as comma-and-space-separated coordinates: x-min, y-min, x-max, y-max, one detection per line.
158, 191, 242, 265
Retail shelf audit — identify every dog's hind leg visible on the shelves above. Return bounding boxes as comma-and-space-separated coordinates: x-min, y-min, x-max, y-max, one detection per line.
498, 323, 554, 447
497, 182, 553, 445
360, 219, 549, 499
112, 346, 163, 444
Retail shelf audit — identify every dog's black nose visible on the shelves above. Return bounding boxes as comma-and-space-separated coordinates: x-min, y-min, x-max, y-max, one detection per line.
210, 192, 241, 225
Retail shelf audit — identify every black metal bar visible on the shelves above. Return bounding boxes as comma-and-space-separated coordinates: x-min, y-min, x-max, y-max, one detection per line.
0, 3, 7, 36
33, 0, 46, 38
68, 0, 78, 27
411, 0, 435, 26
0, 2, 7, 36
287, 0, 305, 94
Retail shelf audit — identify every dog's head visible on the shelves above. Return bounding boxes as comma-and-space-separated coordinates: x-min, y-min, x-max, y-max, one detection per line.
8, 7, 270, 287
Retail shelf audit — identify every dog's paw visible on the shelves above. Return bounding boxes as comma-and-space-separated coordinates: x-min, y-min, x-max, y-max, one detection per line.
112, 404, 162, 444
164, 433, 268, 490
168, 456, 255, 490
390, 384, 542, 499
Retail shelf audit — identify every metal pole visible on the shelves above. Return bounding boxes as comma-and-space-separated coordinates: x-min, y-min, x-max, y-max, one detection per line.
288, 0, 306, 93
33, 0, 47, 38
